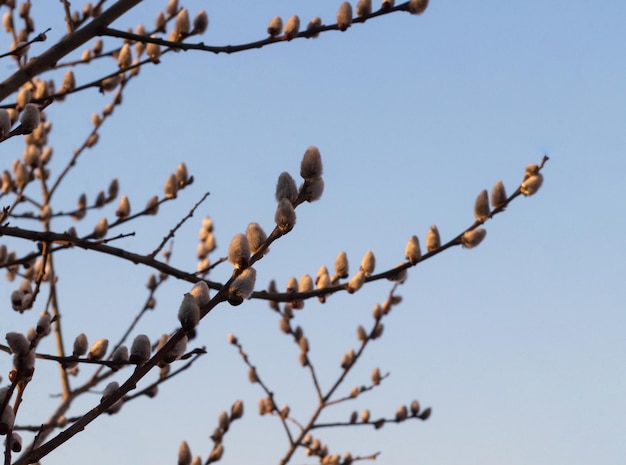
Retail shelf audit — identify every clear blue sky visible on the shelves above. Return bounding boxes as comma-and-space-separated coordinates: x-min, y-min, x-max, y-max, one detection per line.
1, 1, 624, 464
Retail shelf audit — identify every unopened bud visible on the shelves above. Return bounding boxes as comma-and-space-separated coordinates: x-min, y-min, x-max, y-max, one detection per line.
347, 271, 366, 293
300, 146, 323, 181
408, 0, 429, 15
193, 10, 209, 34
93, 217, 108, 239
337, 2, 353, 31
178, 441, 192, 465
164, 173, 177, 199
174, 8, 190, 37
275, 198, 296, 233
334, 251, 349, 279
461, 228, 486, 248
410, 400, 420, 416
361, 409, 370, 423
520, 173, 543, 196
267, 16, 283, 37
275, 172, 297, 202
357, 325, 367, 342
146, 37, 161, 63
360, 250, 375, 276
356, 0, 372, 17
284, 15, 300, 40
246, 222, 267, 254
371, 322, 384, 339
231, 399, 244, 420
491, 180, 507, 208
371, 367, 381, 385
418, 406, 432, 420
178, 293, 200, 331
426, 225, 440, 252
73, 333, 88, 356
130, 334, 151, 365
88, 338, 109, 360
20, 103, 40, 133
229, 267, 256, 302
395, 405, 408, 422
306, 17, 322, 38
405, 235, 421, 264
474, 189, 490, 222
116, 195, 130, 218
101, 381, 119, 403
228, 233, 250, 269
111, 345, 129, 364
117, 43, 132, 69
189, 281, 210, 307
6, 332, 29, 355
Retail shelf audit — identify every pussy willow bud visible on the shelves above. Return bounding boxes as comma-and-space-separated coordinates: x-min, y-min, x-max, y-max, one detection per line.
36, 313, 51, 335
111, 345, 129, 364
6, 332, 29, 355
117, 43, 131, 69
190, 281, 210, 307
231, 399, 244, 420
61, 70, 76, 93
146, 195, 159, 214
130, 334, 151, 365
248, 366, 260, 383
521, 173, 543, 196
474, 189, 490, 222
306, 17, 322, 38
491, 180, 507, 208
193, 10, 209, 34
373, 368, 388, 389
357, 325, 367, 342
100, 74, 121, 92
178, 441, 192, 465
284, 15, 300, 41
461, 228, 486, 248
164, 173, 177, 198
426, 225, 440, 252
408, 0, 429, 15
208, 444, 224, 462
73, 333, 88, 356
0, 404, 15, 434
178, 293, 200, 331
361, 409, 370, 423
275, 198, 296, 233
335, 251, 349, 279
276, 172, 297, 202
101, 381, 119, 403
16, 88, 31, 110
299, 274, 313, 293
146, 37, 161, 63
524, 163, 539, 178
116, 195, 130, 218
267, 16, 283, 37
88, 338, 109, 360
395, 405, 408, 422
174, 8, 190, 37
227, 333, 237, 345
418, 406, 432, 420
93, 217, 108, 239
356, 0, 372, 17
372, 322, 384, 339
229, 267, 256, 302
175, 162, 188, 186
347, 271, 366, 293
360, 250, 375, 276
302, 178, 324, 202
20, 103, 40, 132
246, 222, 267, 254
405, 235, 421, 264
300, 146, 323, 181
166, 0, 178, 17
410, 400, 420, 416
337, 2, 353, 31
228, 233, 250, 268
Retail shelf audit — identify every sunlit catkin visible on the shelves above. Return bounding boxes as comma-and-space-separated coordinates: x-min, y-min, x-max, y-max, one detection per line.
461, 228, 486, 248
347, 271, 366, 293
190, 281, 210, 307
360, 250, 376, 275
164, 173, 178, 198
474, 189, 490, 222
88, 338, 109, 360
267, 16, 283, 37
93, 217, 108, 239
306, 17, 322, 38
178, 441, 192, 465
0, 109, 11, 138
115, 195, 130, 218
426, 225, 440, 252
356, 0, 372, 17
229, 267, 256, 301
491, 180, 507, 208
73, 333, 88, 356
335, 251, 349, 279
408, 0, 429, 15
521, 173, 543, 196
284, 15, 300, 40
405, 235, 421, 264
228, 233, 250, 268
246, 222, 267, 254
337, 2, 353, 31
146, 37, 161, 63
174, 8, 190, 38
117, 43, 132, 69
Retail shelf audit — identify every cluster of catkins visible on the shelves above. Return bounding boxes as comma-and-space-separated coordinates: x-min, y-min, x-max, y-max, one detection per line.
266, 0, 429, 40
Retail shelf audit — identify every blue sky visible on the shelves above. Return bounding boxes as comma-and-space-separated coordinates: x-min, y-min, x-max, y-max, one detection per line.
1, 1, 625, 464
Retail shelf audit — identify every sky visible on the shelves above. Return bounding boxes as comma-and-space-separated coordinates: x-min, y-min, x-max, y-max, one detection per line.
0, 1, 625, 464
